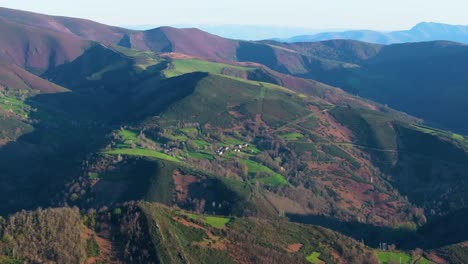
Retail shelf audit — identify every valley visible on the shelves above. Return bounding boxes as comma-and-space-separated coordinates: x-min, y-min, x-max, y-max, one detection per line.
0, 6, 467, 264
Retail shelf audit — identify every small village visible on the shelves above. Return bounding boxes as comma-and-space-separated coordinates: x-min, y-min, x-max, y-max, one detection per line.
215, 143, 249, 156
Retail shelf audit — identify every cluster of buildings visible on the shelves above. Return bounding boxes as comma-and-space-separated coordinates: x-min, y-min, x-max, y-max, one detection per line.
215, 143, 249, 156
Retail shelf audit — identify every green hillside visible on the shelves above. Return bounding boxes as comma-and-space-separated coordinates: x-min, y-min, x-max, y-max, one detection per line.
34, 45, 468, 240
0, 8, 467, 263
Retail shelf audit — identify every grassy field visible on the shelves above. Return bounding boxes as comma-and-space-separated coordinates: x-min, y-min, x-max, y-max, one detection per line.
0, 95, 31, 117
104, 148, 180, 162
118, 129, 139, 146
103, 129, 184, 162
256, 174, 288, 186
179, 127, 198, 137
280, 132, 304, 141
179, 211, 230, 228
412, 124, 468, 146
112, 45, 162, 70
375, 251, 433, 264
376, 251, 411, 264
242, 159, 270, 174
89, 172, 101, 180
193, 139, 210, 148
187, 152, 214, 160
241, 159, 287, 186
204, 216, 231, 228
164, 59, 253, 78
245, 145, 261, 155
306, 252, 322, 263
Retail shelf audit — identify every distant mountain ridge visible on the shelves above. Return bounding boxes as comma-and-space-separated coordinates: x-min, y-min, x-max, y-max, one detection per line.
2, 7, 468, 134
123, 24, 334, 40
280, 22, 468, 44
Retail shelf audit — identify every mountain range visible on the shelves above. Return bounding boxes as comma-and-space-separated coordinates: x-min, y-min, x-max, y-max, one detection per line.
122, 24, 332, 40
280, 22, 468, 44
0, 6, 467, 264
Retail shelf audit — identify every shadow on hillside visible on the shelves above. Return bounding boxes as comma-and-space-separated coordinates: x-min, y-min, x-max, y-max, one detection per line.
390, 125, 468, 211
0, 91, 112, 215
236, 42, 289, 74
287, 210, 468, 250
287, 213, 418, 250
0, 72, 208, 216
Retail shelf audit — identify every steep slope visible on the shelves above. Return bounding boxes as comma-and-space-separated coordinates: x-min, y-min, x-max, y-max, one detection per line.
0, 17, 89, 72
0, 8, 240, 64
134, 27, 240, 62
0, 203, 462, 263
297, 41, 468, 133
119, 202, 381, 264
0, 203, 385, 264
40, 46, 468, 234
0, 62, 68, 145
132, 25, 468, 136
241, 39, 468, 134
0, 62, 67, 94
0, 207, 87, 264
0, 7, 131, 44
266, 39, 384, 64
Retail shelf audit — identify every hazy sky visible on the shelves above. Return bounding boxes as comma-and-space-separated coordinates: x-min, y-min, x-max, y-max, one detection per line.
1, 0, 467, 30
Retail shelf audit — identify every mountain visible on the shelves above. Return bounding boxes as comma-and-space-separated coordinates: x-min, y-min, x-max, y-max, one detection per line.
123, 24, 331, 40
0, 7, 131, 44
260, 39, 468, 133
0, 7, 467, 264
35, 44, 468, 236
0, 16, 88, 73
281, 22, 468, 44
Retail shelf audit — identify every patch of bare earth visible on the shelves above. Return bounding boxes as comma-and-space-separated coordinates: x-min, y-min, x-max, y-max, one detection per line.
330, 249, 346, 264
314, 112, 354, 142
161, 52, 196, 60
426, 252, 448, 264
173, 170, 198, 203
84, 224, 120, 264
228, 110, 245, 119
286, 243, 303, 253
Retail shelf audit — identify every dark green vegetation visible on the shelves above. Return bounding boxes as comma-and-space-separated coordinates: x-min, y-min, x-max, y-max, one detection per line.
0, 7, 467, 264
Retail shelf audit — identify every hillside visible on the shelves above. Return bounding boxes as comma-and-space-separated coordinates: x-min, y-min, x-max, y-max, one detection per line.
0, 203, 384, 264
0, 7, 131, 44
239, 40, 468, 133
0, 7, 467, 263
40, 46, 467, 230
3, 6, 467, 134
1, 203, 463, 264
0, 17, 89, 73
0, 42, 465, 260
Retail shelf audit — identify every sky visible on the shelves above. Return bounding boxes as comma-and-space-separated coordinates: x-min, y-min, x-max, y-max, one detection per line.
1, 0, 467, 30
